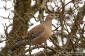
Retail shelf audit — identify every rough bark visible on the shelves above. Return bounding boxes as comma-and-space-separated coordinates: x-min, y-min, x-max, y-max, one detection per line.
0, 0, 39, 56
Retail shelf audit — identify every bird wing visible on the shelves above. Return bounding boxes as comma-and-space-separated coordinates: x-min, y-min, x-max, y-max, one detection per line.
26, 24, 45, 40
11, 24, 45, 51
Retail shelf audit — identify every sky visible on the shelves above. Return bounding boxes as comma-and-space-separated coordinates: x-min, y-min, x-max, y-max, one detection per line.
0, 0, 85, 54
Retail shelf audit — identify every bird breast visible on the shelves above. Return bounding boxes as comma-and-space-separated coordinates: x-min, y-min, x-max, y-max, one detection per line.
31, 25, 52, 45
44, 25, 52, 37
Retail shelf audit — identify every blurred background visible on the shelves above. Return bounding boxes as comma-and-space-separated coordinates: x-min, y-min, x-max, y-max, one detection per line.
0, 0, 85, 56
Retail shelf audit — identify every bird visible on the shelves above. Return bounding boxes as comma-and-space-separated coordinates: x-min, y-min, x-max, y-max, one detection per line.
11, 13, 55, 51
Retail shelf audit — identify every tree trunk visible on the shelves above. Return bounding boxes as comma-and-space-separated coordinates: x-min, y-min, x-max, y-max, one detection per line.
0, 0, 38, 56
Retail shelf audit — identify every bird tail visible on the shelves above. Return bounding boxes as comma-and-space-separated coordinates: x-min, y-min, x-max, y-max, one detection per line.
11, 40, 25, 51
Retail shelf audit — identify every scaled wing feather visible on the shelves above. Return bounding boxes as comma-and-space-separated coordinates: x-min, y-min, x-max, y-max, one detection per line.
27, 24, 45, 40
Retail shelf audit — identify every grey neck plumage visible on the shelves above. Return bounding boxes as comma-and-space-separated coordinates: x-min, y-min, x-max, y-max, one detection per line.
45, 18, 49, 21
44, 18, 52, 27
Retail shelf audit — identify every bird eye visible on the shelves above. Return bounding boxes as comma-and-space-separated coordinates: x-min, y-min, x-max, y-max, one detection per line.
51, 15, 53, 16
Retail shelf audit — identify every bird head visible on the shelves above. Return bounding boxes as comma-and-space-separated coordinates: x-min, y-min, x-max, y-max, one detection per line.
46, 13, 55, 20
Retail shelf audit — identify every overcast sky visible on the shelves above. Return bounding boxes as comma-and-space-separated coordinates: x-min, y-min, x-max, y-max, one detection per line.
0, 0, 85, 54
